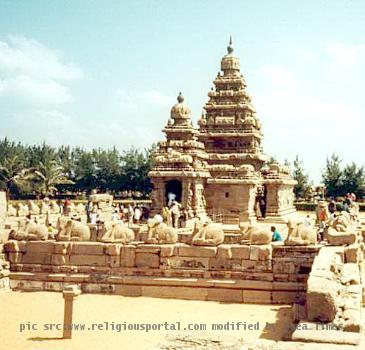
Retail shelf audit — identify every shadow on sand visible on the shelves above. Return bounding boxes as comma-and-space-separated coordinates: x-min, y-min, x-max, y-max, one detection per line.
260, 306, 296, 341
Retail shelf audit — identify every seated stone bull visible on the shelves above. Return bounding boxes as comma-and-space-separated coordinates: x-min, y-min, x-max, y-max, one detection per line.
285, 219, 317, 245
9, 219, 49, 241
56, 217, 91, 241
325, 211, 357, 245
17, 203, 29, 217
100, 222, 134, 243
28, 200, 40, 215
239, 223, 271, 245
191, 217, 224, 246
146, 218, 178, 244
7, 204, 17, 217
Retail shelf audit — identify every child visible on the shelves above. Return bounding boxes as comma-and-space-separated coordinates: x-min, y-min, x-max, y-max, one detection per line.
271, 226, 282, 241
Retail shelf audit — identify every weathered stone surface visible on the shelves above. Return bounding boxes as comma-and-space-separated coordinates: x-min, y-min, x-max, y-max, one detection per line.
22, 252, 52, 265
135, 252, 159, 268
207, 288, 242, 302
54, 242, 71, 254
230, 245, 250, 259
115, 284, 142, 297
249, 245, 272, 261
142, 286, 207, 300
120, 245, 136, 267
216, 245, 232, 259
307, 276, 338, 322
71, 242, 105, 255
178, 245, 217, 258
69, 255, 106, 266
104, 244, 122, 256
242, 290, 271, 304
4, 240, 26, 252
327, 230, 357, 246
25, 241, 55, 253
51, 254, 69, 265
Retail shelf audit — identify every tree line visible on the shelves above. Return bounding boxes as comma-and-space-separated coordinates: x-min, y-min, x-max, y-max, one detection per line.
293, 154, 365, 200
0, 138, 153, 199
1, 137, 363, 201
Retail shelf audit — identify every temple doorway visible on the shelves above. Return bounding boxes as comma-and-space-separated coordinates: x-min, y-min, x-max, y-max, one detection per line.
165, 180, 182, 206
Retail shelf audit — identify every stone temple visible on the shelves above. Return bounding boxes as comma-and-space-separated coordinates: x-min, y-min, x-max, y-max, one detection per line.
149, 38, 296, 223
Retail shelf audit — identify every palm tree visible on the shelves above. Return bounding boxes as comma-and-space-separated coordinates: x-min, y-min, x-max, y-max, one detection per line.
0, 155, 29, 199
29, 160, 74, 197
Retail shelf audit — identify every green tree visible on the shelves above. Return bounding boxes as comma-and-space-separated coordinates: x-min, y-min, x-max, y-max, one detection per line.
0, 155, 29, 198
322, 154, 343, 198
292, 155, 311, 199
28, 160, 74, 197
342, 162, 365, 198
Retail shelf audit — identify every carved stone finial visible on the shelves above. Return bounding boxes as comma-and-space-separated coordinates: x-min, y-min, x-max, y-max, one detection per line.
177, 92, 184, 103
227, 35, 234, 54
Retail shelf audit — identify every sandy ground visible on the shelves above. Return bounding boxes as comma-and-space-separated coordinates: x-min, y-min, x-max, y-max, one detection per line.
0, 291, 294, 350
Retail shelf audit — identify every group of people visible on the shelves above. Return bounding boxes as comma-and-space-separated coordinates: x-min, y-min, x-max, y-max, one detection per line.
109, 203, 149, 226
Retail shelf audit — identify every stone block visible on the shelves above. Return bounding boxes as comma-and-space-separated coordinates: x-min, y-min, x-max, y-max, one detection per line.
104, 244, 122, 256
216, 245, 232, 259
166, 256, 210, 269
120, 245, 136, 267
142, 286, 207, 300
271, 291, 299, 304
209, 258, 241, 270
107, 255, 120, 267
54, 242, 71, 254
178, 246, 217, 258
26, 241, 55, 253
44, 281, 64, 291
4, 241, 26, 252
273, 261, 296, 274
11, 279, 43, 291
22, 252, 52, 265
343, 309, 361, 332
250, 245, 272, 261
242, 290, 271, 304
70, 254, 106, 266
207, 288, 243, 302
135, 252, 160, 268
160, 244, 177, 257
51, 254, 69, 265
7, 252, 23, 263
115, 284, 142, 297
136, 244, 161, 254
82, 283, 115, 294
230, 245, 250, 259
345, 245, 359, 263
327, 231, 357, 246
71, 242, 105, 255
307, 276, 338, 322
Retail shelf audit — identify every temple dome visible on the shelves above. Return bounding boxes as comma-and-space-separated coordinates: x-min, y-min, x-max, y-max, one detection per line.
221, 36, 240, 72
170, 92, 191, 119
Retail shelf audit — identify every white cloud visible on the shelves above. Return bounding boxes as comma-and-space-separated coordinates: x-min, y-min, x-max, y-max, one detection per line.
258, 65, 297, 90
0, 35, 82, 106
140, 90, 174, 106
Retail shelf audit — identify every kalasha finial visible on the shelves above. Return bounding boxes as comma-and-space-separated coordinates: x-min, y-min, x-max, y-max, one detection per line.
227, 35, 234, 54
177, 92, 184, 103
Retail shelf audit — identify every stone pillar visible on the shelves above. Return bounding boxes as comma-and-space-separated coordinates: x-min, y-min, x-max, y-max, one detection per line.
0, 191, 7, 243
62, 285, 81, 339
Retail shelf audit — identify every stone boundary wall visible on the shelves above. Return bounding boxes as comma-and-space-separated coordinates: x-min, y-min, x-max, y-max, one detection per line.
5, 241, 320, 304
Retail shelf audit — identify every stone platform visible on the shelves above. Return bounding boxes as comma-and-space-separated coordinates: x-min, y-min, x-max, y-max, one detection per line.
5, 241, 320, 304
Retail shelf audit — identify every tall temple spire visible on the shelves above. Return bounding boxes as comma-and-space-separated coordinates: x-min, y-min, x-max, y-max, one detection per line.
227, 35, 234, 54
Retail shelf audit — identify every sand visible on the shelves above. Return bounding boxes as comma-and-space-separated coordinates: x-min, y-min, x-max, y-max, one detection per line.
0, 291, 293, 350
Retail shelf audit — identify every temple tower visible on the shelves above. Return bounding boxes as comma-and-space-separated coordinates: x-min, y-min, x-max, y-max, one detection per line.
149, 93, 210, 218
197, 38, 266, 222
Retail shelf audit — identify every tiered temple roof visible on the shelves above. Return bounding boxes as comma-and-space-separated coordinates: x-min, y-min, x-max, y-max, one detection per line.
198, 37, 267, 178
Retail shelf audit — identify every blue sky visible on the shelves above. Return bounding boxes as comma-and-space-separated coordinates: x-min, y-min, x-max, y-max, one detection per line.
0, 1, 364, 183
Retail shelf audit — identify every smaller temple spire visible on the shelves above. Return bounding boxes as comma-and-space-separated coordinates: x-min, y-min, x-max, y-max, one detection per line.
177, 92, 184, 103
227, 35, 234, 54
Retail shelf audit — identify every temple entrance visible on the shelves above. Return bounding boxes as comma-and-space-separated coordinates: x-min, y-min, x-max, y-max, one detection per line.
165, 180, 182, 206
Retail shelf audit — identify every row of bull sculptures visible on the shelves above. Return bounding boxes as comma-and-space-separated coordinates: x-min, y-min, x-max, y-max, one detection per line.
7, 205, 359, 246
7, 200, 85, 217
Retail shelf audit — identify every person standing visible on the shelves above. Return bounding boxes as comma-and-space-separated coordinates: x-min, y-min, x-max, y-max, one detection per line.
134, 205, 142, 224
170, 201, 181, 228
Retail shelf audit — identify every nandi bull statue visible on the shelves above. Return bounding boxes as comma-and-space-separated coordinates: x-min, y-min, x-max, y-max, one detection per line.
239, 221, 272, 245
146, 215, 178, 244
56, 216, 91, 241
100, 222, 135, 243
9, 219, 49, 241
285, 218, 317, 245
191, 217, 224, 246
